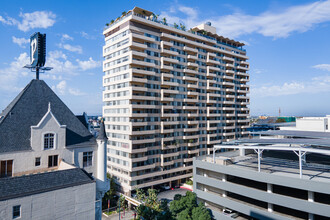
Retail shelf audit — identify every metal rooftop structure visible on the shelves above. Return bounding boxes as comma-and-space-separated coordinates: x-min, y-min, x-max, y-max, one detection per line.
213, 144, 330, 179
252, 130, 330, 139
233, 138, 330, 148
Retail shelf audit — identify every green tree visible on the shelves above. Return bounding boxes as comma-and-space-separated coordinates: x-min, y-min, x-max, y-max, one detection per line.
169, 191, 211, 220
191, 203, 212, 220
276, 117, 286, 123
136, 189, 172, 220
102, 174, 117, 209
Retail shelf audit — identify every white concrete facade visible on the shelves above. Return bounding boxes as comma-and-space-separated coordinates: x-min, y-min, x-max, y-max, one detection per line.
102, 7, 249, 195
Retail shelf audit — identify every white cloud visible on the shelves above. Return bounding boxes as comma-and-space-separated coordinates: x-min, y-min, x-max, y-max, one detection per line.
0, 11, 56, 32
47, 50, 78, 75
76, 57, 101, 71
80, 31, 96, 40
0, 50, 100, 95
251, 75, 330, 97
54, 80, 85, 96
161, 1, 330, 38
56, 80, 67, 95
312, 64, 330, 71
58, 43, 83, 54
0, 52, 30, 92
68, 88, 86, 96
61, 34, 73, 41
46, 50, 100, 75
12, 36, 29, 48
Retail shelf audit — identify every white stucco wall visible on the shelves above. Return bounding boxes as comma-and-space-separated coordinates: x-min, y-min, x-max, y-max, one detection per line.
0, 182, 96, 220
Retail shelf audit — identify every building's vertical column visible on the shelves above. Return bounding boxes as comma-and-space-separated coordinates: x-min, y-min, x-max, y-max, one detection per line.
239, 148, 245, 156
222, 174, 227, 197
267, 183, 273, 212
308, 191, 314, 220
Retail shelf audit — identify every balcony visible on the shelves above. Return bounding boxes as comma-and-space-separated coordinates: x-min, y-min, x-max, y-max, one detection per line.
207, 66, 221, 71
188, 149, 200, 154
225, 70, 235, 75
237, 71, 249, 77
187, 54, 198, 60
161, 57, 179, 63
183, 75, 198, 82
129, 41, 148, 49
187, 91, 198, 96
131, 33, 155, 42
161, 41, 173, 47
184, 68, 198, 74
183, 46, 198, 53
161, 63, 173, 70
237, 65, 249, 71
161, 48, 178, 56
184, 97, 199, 103
206, 58, 218, 65
222, 56, 235, 62
131, 50, 147, 58
187, 62, 198, 68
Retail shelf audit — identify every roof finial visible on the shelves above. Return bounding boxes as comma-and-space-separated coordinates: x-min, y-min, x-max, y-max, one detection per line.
48, 102, 51, 112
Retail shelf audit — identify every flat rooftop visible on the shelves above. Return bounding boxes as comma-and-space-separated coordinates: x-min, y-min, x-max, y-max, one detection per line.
198, 152, 330, 183
252, 130, 330, 139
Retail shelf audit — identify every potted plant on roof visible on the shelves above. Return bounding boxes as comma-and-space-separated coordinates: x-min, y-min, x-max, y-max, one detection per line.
180, 23, 186, 31
162, 17, 168, 25
174, 23, 179, 29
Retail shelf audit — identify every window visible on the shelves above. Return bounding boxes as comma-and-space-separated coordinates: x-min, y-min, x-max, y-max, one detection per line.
83, 152, 93, 167
48, 155, 58, 168
12, 205, 20, 219
44, 133, 54, 149
1, 160, 13, 178
35, 157, 41, 166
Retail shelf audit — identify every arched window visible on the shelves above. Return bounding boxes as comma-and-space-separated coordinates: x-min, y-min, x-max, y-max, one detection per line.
44, 133, 54, 149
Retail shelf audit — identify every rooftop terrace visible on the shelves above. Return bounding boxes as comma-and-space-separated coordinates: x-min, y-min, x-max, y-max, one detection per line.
104, 7, 246, 51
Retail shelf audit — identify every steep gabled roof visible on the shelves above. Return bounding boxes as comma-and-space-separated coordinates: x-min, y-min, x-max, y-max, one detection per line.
0, 79, 95, 153
0, 168, 94, 201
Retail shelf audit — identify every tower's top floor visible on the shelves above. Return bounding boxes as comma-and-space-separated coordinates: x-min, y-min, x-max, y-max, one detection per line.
103, 7, 246, 52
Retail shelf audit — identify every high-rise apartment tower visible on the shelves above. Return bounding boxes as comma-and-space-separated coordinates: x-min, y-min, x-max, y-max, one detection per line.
102, 7, 249, 196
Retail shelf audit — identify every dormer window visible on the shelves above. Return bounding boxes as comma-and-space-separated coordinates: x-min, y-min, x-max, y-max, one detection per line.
44, 133, 55, 149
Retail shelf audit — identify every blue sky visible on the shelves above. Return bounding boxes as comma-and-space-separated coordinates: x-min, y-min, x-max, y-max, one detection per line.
1, 0, 330, 116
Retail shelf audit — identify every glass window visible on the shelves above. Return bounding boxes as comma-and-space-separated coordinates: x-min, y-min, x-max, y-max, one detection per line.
48, 155, 58, 168
44, 133, 54, 149
83, 152, 93, 167
35, 157, 41, 166
1, 160, 13, 178
12, 205, 20, 219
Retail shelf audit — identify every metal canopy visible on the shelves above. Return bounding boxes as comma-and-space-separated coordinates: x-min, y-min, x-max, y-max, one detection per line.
213, 144, 330, 179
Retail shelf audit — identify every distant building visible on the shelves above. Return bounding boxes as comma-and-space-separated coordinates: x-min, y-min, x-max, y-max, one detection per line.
102, 6, 249, 196
0, 79, 109, 219
280, 115, 330, 132
193, 129, 330, 219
